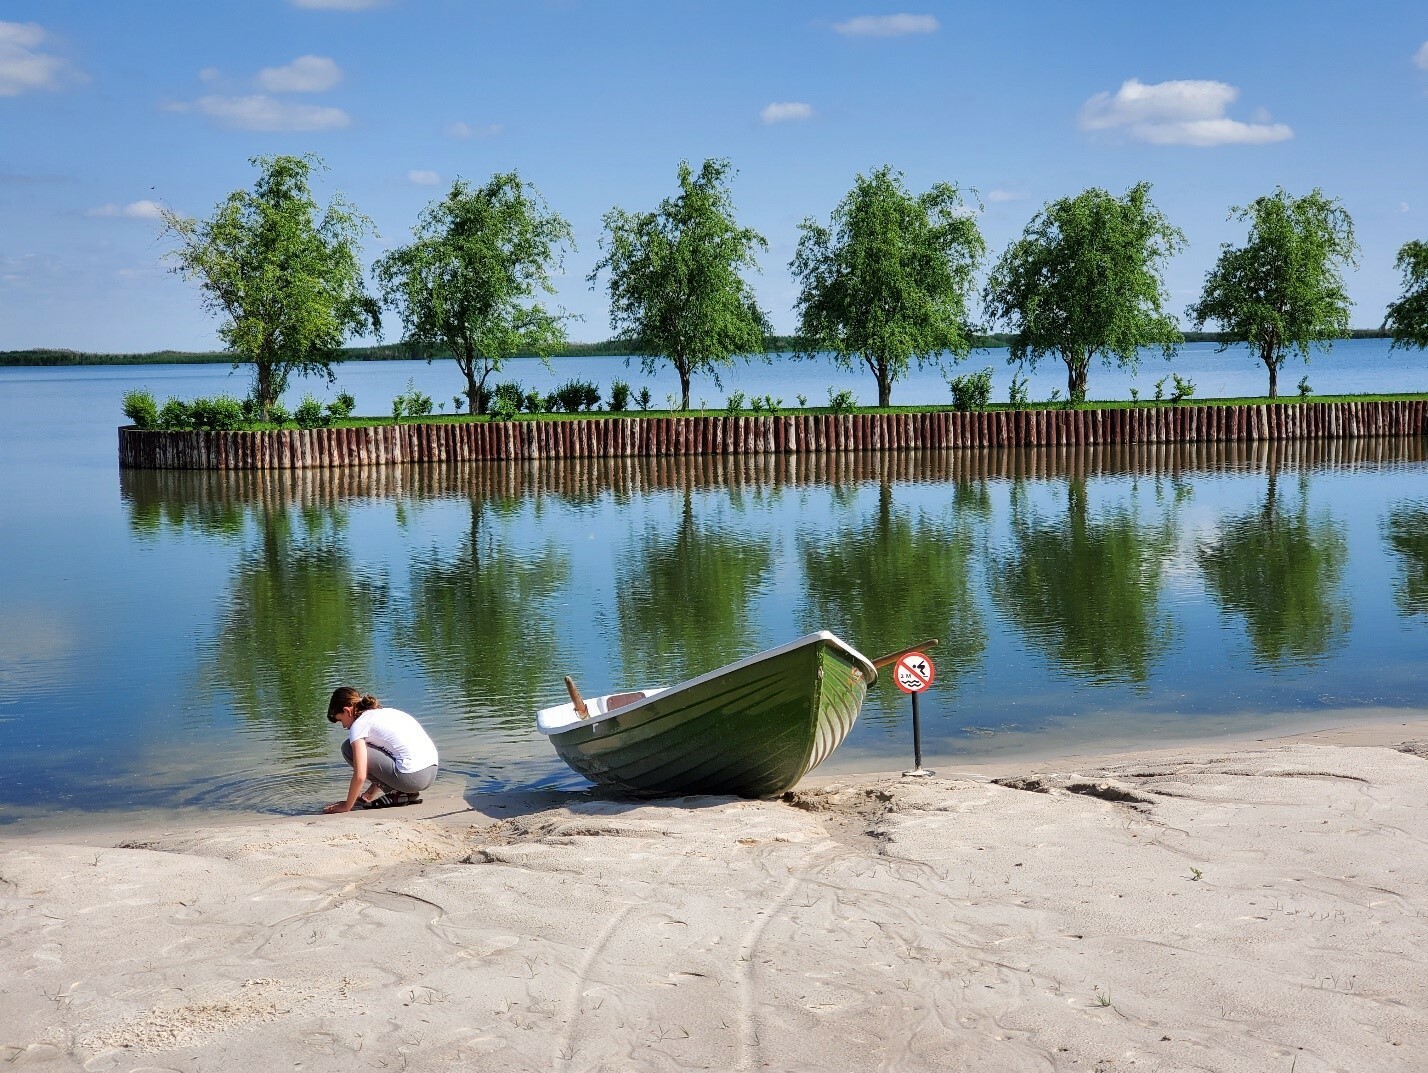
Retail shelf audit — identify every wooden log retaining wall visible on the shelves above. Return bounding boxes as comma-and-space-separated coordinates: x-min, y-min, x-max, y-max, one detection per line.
118, 400, 1428, 470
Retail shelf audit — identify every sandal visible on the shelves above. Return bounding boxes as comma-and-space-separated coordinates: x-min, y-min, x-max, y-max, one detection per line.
357, 794, 390, 809
362, 792, 421, 809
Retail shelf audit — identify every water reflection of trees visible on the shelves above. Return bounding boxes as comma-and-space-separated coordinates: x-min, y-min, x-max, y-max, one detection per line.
1384, 502, 1428, 617
1197, 474, 1350, 667
991, 478, 1179, 684
800, 480, 988, 709
615, 492, 774, 685
399, 499, 570, 727
207, 508, 388, 752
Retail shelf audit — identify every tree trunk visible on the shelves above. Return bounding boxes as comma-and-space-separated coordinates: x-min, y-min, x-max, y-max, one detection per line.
676, 355, 691, 411
877, 371, 892, 408
1064, 352, 1089, 405
256, 361, 276, 420
1264, 349, 1279, 400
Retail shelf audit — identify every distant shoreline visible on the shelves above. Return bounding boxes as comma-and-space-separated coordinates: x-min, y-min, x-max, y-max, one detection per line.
0, 329, 1395, 368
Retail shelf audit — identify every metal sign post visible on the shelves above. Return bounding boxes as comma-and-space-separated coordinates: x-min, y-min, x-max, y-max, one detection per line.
893, 651, 935, 778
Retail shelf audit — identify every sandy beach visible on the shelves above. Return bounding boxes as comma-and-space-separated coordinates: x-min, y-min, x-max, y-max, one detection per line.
4, 720, 1427, 1072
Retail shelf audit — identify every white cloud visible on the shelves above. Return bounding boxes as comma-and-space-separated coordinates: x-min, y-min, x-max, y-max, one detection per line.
760, 101, 813, 124
986, 189, 1024, 203
258, 55, 342, 93
446, 120, 504, 139
192, 94, 352, 131
1416, 42, 1428, 70
1079, 78, 1292, 147
290, 0, 386, 8
1400, 202, 1411, 213
198, 66, 221, 85
408, 170, 440, 185
0, 21, 82, 96
833, 14, 939, 38
87, 200, 165, 220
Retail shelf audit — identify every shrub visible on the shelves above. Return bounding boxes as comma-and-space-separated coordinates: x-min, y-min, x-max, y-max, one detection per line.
328, 392, 356, 420
452, 394, 465, 415
122, 389, 159, 429
948, 367, 994, 412
268, 401, 291, 427
1153, 377, 1167, 404
491, 396, 521, 421
827, 387, 856, 414
554, 379, 600, 413
158, 398, 190, 430
637, 387, 652, 411
524, 390, 546, 414
1298, 376, 1313, 399
189, 395, 245, 431
393, 379, 432, 422
1129, 387, 1140, 406
749, 395, 764, 413
493, 381, 525, 413
1170, 374, 1196, 404
1009, 373, 1029, 411
796, 393, 808, 408
725, 390, 746, 415
608, 379, 631, 412
295, 394, 328, 429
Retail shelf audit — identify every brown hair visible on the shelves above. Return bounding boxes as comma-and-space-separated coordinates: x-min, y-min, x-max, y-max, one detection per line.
327, 686, 380, 723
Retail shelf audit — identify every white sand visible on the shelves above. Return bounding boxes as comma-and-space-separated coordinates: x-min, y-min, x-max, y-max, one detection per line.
4, 721, 1427, 1072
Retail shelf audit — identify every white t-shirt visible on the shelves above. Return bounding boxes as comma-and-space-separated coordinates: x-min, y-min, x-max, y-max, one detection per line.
348, 708, 439, 773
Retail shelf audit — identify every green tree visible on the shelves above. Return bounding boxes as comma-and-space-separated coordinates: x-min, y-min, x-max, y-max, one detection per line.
790, 166, 985, 407
590, 158, 770, 411
1382, 501, 1428, 617
983, 183, 1185, 404
374, 173, 574, 415
160, 154, 379, 419
401, 500, 570, 723
1188, 188, 1359, 398
800, 481, 987, 720
615, 492, 775, 684
1384, 240, 1428, 351
990, 479, 1178, 684
1197, 473, 1350, 666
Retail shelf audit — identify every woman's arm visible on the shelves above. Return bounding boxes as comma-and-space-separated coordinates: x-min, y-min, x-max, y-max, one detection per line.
323, 737, 369, 814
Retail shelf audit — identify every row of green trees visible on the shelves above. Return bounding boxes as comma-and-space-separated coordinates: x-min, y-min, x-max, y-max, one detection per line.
162, 154, 1428, 420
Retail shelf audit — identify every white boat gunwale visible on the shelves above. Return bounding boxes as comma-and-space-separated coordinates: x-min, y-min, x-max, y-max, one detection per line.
536, 630, 877, 737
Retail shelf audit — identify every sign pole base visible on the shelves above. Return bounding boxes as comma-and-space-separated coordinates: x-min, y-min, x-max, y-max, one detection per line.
901, 767, 935, 779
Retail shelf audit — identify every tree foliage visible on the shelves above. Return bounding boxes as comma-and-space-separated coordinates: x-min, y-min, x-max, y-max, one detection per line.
1188, 187, 1358, 398
1384, 239, 1428, 351
983, 183, 1185, 404
790, 166, 985, 407
590, 158, 770, 411
160, 154, 378, 419
374, 173, 573, 414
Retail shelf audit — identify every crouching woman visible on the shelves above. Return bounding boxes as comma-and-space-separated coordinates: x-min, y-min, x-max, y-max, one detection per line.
323, 686, 438, 813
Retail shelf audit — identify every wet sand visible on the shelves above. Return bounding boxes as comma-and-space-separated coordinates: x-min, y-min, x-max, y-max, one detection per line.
4, 719, 1427, 1072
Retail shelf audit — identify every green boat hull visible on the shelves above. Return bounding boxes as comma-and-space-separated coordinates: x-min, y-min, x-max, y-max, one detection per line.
549, 636, 872, 798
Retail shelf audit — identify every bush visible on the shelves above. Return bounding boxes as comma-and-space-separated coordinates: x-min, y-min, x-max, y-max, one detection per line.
295, 394, 328, 429
328, 392, 356, 420
268, 401, 291, 427
122, 389, 159, 429
553, 379, 600, 413
1170, 374, 1195, 404
724, 390, 746, 415
827, 387, 856, 414
1298, 376, 1313, 399
392, 379, 433, 422
608, 379, 631, 412
491, 396, 521, 421
493, 381, 525, 413
637, 387, 652, 412
524, 390, 545, 414
156, 395, 245, 431
1009, 373, 1029, 411
948, 367, 994, 412
158, 398, 190, 430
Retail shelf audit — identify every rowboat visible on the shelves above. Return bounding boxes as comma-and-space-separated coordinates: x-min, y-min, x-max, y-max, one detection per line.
536, 631, 880, 798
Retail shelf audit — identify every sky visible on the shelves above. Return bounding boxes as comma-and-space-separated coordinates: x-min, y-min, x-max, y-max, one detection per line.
1, 0, 1426, 353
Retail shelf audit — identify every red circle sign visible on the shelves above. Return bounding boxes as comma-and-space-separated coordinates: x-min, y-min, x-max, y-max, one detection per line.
894, 651, 935, 694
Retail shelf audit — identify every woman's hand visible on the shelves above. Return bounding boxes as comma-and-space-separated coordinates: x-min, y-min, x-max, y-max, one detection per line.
323, 800, 355, 814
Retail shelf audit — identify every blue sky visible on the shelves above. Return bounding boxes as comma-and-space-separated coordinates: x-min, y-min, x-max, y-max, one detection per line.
2, 1, 1425, 352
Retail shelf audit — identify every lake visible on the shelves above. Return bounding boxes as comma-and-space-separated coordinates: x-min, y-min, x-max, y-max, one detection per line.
2, 344, 1427, 832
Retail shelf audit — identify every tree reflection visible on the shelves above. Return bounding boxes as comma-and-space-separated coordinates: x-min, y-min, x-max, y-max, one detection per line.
1383, 501, 1428, 617
991, 479, 1177, 684
615, 492, 774, 685
209, 507, 387, 752
1198, 474, 1349, 666
800, 480, 988, 704
399, 500, 570, 727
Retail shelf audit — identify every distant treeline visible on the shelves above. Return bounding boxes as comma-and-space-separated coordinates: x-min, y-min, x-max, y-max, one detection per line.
0, 329, 1392, 368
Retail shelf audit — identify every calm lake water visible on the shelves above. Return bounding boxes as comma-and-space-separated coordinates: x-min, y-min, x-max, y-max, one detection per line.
2, 345, 1427, 832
